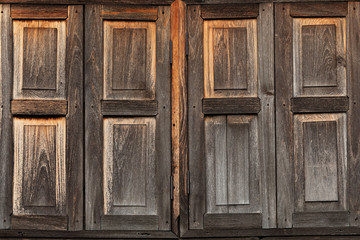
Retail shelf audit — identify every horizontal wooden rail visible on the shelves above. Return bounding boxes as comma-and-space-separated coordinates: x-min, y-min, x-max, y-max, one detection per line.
202, 97, 261, 115
11, 5, 68, 19
11, 100, 68, 116
291, 97, 349, 113
201, 4, 259, 19
290, 2, 348, 17
101, 5, 158, 20
102, 100, 158, 116
204, 213, 262, 229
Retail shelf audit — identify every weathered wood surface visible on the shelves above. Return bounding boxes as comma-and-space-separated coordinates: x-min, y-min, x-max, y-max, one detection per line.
5, 0, 174, 4
204, 213, 262, 229
11, 4, 68, 19
290, 2, 348, 17
101, 100, 158, 116
101, 5, 158, 20
11, 100, 67, 115
101, 215, 159, 231
291, 97, 349, 113
11, 216, 68, 231
201, 4, 259, 19
0, 4, 13, 229
293, 212, 350, 228
202, 98, 261, 114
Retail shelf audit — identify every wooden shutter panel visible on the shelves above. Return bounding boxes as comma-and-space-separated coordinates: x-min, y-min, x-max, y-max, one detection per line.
0, 4, 83, 230
276, 2, 360, 228
85, 4, 171, 231
187, 3, 275, 231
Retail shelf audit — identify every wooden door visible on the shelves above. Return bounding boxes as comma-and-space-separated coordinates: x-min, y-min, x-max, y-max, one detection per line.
85, 4, 171, 231
0, 4, 83, 230
187, 3, 276, 230
276, 2, 360, 228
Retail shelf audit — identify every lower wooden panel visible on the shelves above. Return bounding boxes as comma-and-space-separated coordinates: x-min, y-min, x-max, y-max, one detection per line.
11, 215, 67, 230
293, 212, 350, 228
204, 213, 262, 229
101, 215, 159, 231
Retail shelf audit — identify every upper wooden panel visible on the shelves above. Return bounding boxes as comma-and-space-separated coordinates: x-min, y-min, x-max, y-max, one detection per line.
11, 5, 68, 19
13, 118, 66, 216
13, 20, 66, 99
293, 18, 346, 97
204, 19, 257, 98
103, 21, 156, 100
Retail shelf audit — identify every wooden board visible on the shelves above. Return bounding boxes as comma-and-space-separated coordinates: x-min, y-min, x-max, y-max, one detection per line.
101, 100, 158, 116
291, 97, 349, 113
101, 5, 158, 20
11, 100, 67, 115
201, 4, 259, 19
202, 98, 261, 114
11, 4, 68, 19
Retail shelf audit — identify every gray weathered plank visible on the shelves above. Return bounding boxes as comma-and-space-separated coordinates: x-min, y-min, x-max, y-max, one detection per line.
201, 4, 259, 19
293, 212, 350, 228
291, 97, 349, 113
11, 100, 68, 115
85, 4, 103, 230
11, 216, 68, 231
188, 5, 205, 229
66, 5, 83, 230
101, 215, 159, 231
204, 213, 262, 229
202, 98, 261, 115
213, 27, 247, 90
290, 2, 348, 17
275, 3, 293, 228
0, 4, 12, 229
348, 2, 360, 227
101, 100, 158, 116
101, 5, 158, 20
11, 4, 68, 19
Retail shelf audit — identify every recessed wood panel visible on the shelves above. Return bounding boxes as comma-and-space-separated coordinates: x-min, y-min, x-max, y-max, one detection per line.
205, 115, 260, 215
103, 118, 156, 216
23, 27, 57, 90
204, 19, 257, 98
104, 21, 156, 100
294, 114, 347, 213
13, 118, 66, 216
293, 18, 346, 97
13, 20, 66, 99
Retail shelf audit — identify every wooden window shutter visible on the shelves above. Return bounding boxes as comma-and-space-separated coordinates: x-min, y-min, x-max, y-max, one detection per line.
276, 2, 360, 228
187, 3, 276, 232
0, 4, 83, 230
85, 4, 171, 231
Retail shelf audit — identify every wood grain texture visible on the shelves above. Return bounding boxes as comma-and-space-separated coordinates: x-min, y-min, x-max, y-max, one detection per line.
101, 215, 159, 231
13, 118, 66, 216
202, 98, 261, 114
204, 19, 257, 98
85, 4, 103, 230
103, 21, 156, 100
5, 0, 174, 3
11, 216, 67, 231
101, 5, 158, 20
103, 118, 156, 217
290, 2, 348, 17
204, 213, 262, 229
201, 4, 259, 19
0, 4, 11, 229
11, 4, 68, 19
291, 97, 349, 113
11, 100, 67, 115
101, 100, 158, 116
66, 5, 83, 230
187, 5, 205, 230
155, 5, 172, 231
348, 2, 360, 227
293, 212, 350, 228
258, 2, 276, 228
275, 3, 293, 228
293, 18, 346, 97
13, 20, 66, 99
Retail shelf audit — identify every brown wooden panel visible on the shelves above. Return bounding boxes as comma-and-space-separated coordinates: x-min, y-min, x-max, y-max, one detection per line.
204, 213, 262, 229
303, 121, 338, 202
22, 125, 56, 207
102, 100, 158, 116
213, 27, 247, 91
11, 5, 68, 19
302, 25, 337, 87
290, 3, 348, 17
203, 98, 261, 114
101, 5, 158, 20
201, 4, 259, 19
293, 212, 350, 228
11, 100, 68, 115
101, 215, 158, 230
112, 28, 146, 90
11, 216, 68, 230
23, 27, 57, 90
291, 97, 349, 113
